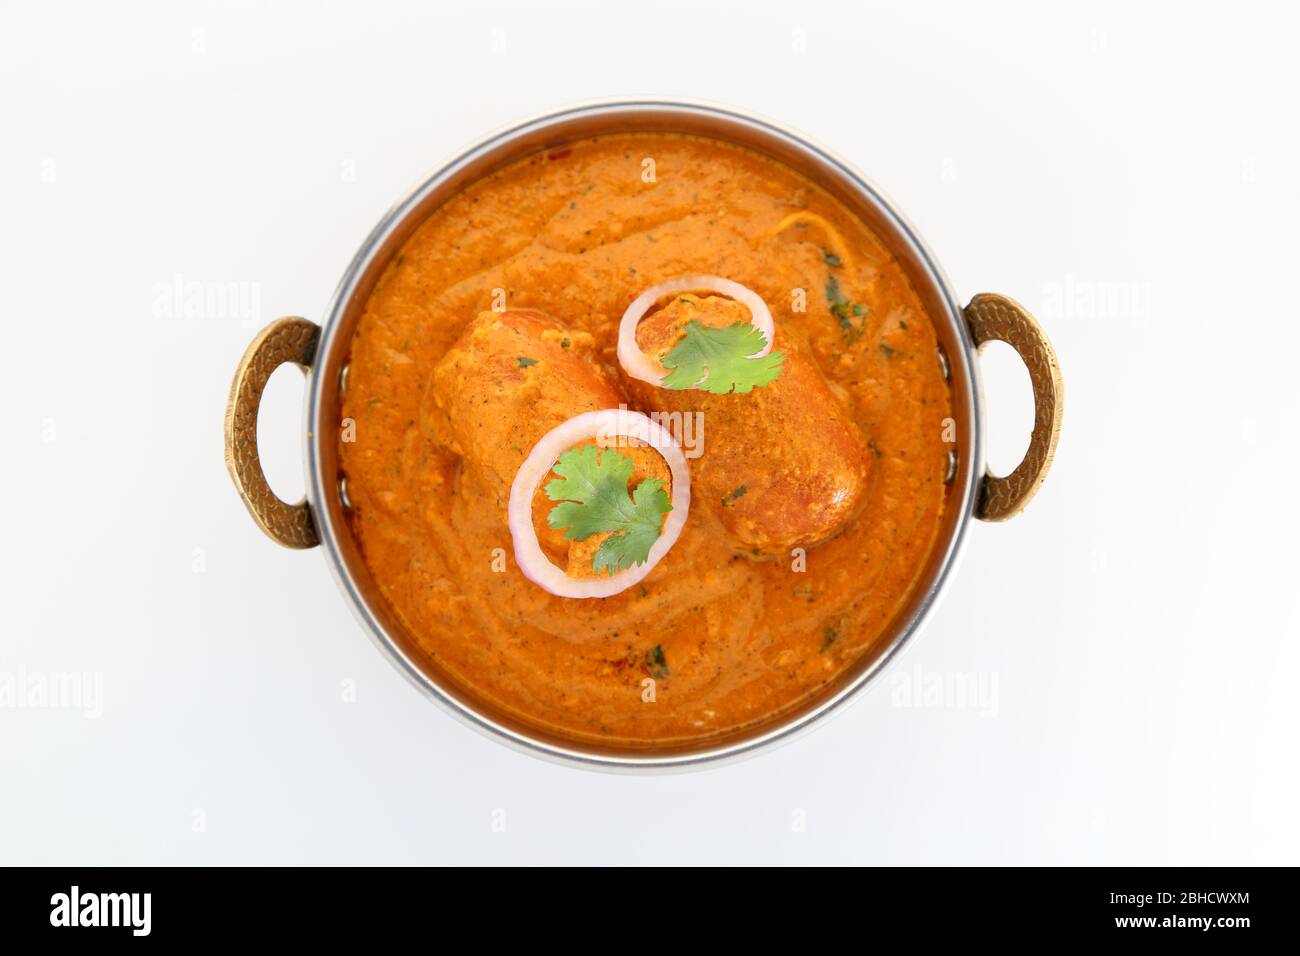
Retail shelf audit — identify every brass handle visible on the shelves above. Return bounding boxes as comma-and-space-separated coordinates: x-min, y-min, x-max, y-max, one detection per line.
223, 316, 322, 548
965, 293, 1063, 521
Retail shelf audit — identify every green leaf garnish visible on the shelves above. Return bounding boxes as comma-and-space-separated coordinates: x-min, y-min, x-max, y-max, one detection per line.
823, 251, 842, 267
721, 485, 748, 506
518, 356, 538, 368
821, 623, 840, 652
826, 275, 867, 344
544, 445, 672, 575
660, 321, 785, 394
645, 645, 670, 679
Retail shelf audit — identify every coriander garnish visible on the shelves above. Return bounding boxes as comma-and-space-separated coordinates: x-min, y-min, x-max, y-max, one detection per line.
660, 322, 784, 394
645, 644, 670, 679
825, 275, 867, 344
545, 446, 672, 575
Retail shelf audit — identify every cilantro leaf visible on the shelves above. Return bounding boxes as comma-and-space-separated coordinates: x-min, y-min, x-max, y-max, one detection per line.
659, 320, 785, 394
644, 644, 669, 679
826, 275, 867, 343
544, 445, 672, 575
721, 485, 747, 506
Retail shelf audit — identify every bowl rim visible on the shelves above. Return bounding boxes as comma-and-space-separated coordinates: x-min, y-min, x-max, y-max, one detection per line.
305, 97, 983, 773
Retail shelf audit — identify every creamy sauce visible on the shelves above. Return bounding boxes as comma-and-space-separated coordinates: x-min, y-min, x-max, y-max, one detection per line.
339, 133, 953, 746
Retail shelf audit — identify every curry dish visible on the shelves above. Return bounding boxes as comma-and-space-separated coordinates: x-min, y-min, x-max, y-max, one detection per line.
339, 132, 953, 746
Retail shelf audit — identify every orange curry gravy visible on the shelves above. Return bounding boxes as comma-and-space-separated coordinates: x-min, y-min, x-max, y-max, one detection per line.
339, 133, 953, 746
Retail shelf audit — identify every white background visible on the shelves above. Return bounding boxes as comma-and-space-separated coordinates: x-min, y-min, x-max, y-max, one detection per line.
2, 0, 1297, 865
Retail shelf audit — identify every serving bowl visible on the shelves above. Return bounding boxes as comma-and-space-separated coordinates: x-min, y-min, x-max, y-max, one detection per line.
223, 99, 1062, 771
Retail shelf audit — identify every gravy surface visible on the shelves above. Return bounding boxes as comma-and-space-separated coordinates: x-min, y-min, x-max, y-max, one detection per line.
340, 133, 953, 745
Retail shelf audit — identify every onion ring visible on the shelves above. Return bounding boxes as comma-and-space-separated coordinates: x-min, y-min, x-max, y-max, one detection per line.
617, 275, 775, 387
507, 408, 691, 599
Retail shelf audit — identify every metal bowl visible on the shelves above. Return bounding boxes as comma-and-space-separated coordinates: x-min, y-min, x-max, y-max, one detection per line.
224, 99, 1062, 771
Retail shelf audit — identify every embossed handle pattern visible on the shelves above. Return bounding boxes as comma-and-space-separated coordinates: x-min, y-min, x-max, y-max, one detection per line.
223, 317, 322, 548
966, 293, 1063, 521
